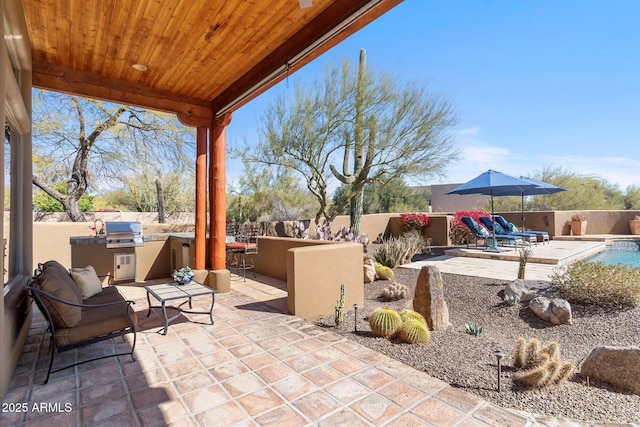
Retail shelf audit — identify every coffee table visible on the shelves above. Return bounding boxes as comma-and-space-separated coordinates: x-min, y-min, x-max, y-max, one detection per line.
145, 281, 216, 335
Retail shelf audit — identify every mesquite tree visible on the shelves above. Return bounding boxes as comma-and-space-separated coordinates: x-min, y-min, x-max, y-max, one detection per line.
236, 49, 458, 231
32, 90, 194, 221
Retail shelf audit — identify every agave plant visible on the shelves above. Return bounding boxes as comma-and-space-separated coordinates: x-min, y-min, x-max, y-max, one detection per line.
503, 294, 521, 306
464, 322, 483, 336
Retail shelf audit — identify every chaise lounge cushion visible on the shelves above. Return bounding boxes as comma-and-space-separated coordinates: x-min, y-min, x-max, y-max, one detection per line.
70, 265, 103, 299
35, 261, 83, 328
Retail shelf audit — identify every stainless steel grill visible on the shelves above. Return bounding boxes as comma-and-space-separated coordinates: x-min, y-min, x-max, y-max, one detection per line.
105, 221, 143, 248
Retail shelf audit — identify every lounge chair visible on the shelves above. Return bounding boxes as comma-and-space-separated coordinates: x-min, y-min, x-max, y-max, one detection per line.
461, 216, 524, 248
479, 216, 538, 245
494, 215, 549, 244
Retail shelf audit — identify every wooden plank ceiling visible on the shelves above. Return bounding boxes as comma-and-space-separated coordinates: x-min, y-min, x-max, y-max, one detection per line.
22, 0, 402, 126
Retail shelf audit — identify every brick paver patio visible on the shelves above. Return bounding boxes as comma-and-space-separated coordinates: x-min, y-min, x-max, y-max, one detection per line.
1, 277, 541, 427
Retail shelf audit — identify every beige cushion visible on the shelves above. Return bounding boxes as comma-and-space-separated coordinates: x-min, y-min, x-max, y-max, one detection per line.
70, 265, 103, 299
35, 264, 83, 328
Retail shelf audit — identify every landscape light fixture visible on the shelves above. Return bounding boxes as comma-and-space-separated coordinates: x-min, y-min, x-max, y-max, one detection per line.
493, 350, 505, 392
353, 303, 359, 332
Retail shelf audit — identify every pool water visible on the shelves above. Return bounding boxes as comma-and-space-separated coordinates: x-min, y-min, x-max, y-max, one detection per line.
585, 241, 640, 267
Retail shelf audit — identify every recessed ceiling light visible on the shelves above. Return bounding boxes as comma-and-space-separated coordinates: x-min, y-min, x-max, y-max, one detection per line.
299, 0, 312, 9
133, 64, 147, 71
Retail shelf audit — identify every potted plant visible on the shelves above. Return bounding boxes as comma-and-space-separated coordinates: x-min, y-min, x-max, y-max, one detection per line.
570, 213, 587, 236
173, 266, 194, 285
630, 215, 640, 235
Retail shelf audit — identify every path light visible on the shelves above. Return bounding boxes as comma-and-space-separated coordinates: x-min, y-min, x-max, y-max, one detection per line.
353, 303, 359, 332
493, 350, 505, 392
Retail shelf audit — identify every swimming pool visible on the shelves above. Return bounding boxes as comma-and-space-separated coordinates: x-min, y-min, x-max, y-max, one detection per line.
585, 240, 640, 267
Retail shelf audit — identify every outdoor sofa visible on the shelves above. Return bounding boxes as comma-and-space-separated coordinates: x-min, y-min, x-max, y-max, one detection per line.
25, 261, 137, 384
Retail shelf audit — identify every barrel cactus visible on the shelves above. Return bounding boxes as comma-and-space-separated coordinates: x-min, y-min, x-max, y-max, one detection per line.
374, 262, 394, 280
368, 307, 402, 338
399, 309, 427, 326
398, 319, 431, 344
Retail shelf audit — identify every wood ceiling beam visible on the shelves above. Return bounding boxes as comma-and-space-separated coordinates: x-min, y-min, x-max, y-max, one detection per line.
212, 0, 402, 115
32, 60, 213, 127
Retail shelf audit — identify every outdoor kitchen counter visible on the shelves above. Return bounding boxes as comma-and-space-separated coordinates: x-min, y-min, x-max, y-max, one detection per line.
69, 233, 185, 244
69, 236, 108, 244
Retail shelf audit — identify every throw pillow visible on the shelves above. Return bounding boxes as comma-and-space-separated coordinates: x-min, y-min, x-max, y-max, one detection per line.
494, 223, 507, 234
507, 222, 519, 233
475, 225, 489, 237
71, 265, 103, 299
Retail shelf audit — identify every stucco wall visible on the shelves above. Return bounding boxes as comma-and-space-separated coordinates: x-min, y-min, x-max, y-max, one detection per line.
286, 243, 363, 321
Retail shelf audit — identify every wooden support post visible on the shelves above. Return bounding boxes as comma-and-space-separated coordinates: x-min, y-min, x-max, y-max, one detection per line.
194, 126, 207, 269
209, 113, 232, 270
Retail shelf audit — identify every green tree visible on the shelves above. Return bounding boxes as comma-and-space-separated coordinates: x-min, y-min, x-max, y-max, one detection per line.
227, 162, 317, 222
234, 50, 458, 231
490, 166, 626, 212
103, 171, 195, 214
32, 90, 194, 221
623, 185, 640, 209
33, 183, 94, 212
331, 177, 429, 216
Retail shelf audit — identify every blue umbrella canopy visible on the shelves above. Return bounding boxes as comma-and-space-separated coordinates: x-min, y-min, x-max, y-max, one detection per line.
518, 176, 566, 196
446, 170, 539, 197
447, 170, 539, 251
517, 176, 566, 229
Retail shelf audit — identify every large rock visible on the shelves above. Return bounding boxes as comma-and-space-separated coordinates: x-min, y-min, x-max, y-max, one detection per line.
413, 266, 450, 331
504, 279, 553, 302
363, 256, 376, 283
580, 346, 640, 394
529, 296, 572, 325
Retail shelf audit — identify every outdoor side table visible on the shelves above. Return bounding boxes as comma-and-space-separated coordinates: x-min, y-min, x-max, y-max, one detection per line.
145, 281, 216, 335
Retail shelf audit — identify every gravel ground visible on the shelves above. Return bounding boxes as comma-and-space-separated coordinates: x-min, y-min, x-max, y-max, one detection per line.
316, 251, 640, 424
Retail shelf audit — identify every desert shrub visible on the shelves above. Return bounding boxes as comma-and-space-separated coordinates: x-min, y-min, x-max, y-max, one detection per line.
374, 238, 405, 268
399, 212, 430, 234
449, 210, 491, 245
550, 261, 640, 308
400, 230, 426, 264
374, 232, 426, 268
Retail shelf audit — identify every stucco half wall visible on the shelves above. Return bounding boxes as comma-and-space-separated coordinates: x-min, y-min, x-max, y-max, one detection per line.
286, 242, 364, 322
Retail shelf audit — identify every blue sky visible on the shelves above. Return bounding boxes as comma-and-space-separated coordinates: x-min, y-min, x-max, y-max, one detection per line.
226, 0, 640, 192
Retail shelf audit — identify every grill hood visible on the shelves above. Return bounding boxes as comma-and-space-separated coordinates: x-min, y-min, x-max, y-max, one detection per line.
105, 221, 143, 248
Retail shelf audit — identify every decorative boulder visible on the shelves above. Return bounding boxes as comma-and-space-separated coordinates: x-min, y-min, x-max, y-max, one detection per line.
413, 266, 450, 331
580, 346, 640, 395
504, 279, 553, 302
529, 296, 572, 325
363, 256, 376, 283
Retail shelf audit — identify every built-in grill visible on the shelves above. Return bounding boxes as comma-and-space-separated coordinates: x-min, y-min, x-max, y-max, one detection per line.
105, 221, 144, 248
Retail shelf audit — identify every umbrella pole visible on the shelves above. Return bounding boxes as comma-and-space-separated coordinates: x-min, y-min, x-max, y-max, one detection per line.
486, 191, 502, 252
521, 193, 525, 230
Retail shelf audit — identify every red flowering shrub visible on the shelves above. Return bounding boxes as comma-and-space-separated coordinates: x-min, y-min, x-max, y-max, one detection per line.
399, 212, 431, 234
450, 210, 491, 245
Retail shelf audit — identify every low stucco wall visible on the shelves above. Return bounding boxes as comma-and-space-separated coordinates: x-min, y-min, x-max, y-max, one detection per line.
286, 242, 363, 321
498, 210, 640, 236
387, 214, 452, 246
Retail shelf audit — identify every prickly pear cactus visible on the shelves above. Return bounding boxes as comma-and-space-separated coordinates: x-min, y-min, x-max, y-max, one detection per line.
398, 319, 431, 344
368, 307, 402, 338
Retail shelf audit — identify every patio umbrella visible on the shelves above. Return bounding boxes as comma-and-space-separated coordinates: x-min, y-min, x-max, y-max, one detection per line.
446, 170, 539, 251
518, 176, 566, 230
